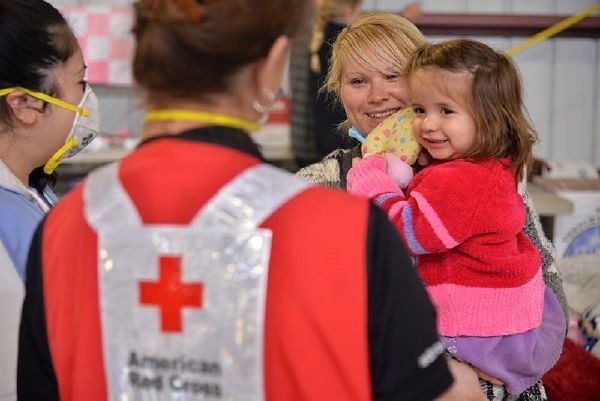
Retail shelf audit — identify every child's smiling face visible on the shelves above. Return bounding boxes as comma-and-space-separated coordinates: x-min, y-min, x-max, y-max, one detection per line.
409, 67, 478, 161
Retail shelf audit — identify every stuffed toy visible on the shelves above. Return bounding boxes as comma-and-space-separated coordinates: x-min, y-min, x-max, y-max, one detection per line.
359, 108, 420, 188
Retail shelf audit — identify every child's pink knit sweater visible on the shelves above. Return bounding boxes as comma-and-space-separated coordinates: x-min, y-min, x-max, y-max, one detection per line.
363, 157, 543, 337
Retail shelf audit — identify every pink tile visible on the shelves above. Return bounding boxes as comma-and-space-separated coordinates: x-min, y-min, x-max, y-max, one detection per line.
77, 37, 88, 56
110, 38, 133, 60
87, 61, 109, 84
88, 13, 110, 36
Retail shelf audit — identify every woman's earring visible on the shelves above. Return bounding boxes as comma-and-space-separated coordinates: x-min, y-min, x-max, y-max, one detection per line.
252, 89, 276, 114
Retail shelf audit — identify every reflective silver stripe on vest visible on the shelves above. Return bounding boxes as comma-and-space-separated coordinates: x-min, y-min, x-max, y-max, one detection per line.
84, 163, 142, 229
85, 163, 310, 231
192, 164, 309, 230
84, 161, 310, 401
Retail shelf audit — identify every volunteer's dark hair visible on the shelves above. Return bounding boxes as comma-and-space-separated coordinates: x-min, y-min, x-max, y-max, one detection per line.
0, 0, 78, 123
133, 0, 307, 103
0, 0, 78, 188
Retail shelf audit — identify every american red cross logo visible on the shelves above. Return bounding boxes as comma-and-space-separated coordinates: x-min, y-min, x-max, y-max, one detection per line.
139, 255, 203, 333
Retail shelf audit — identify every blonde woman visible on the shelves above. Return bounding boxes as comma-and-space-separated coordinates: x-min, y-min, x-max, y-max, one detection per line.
291, 1, 420, 166
298, 12, 425, 187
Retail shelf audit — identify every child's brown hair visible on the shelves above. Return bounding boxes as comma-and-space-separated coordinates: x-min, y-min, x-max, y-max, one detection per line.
405, 39, 537, 182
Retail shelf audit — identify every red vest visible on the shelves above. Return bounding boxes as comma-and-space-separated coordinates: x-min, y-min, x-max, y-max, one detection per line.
41, 139, 372, 401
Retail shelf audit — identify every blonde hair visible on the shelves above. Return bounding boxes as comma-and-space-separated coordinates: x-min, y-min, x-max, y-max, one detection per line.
309, 0, 362, 73
325, 12, 425, 97
324, 12, 425, 131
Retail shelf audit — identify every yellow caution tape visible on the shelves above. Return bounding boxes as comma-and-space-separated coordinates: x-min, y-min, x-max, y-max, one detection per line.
506, 2, 600, 56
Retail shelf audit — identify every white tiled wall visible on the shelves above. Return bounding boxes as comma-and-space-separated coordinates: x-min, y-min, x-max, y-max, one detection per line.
48, 0, 600, 166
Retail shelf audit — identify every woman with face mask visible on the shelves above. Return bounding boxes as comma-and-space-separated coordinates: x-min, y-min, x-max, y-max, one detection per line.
0, 1, 99, 399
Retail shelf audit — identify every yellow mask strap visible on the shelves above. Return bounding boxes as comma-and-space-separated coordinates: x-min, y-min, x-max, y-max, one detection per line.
43, 136, 78, 174
0, 87, 90, 117
145, 109, 260, 132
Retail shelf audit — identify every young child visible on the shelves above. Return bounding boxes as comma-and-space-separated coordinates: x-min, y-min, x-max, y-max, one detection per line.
346, 39, 566, 399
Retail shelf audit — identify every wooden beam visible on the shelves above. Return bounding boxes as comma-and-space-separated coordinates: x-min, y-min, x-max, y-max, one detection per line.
411, 14, 600, 38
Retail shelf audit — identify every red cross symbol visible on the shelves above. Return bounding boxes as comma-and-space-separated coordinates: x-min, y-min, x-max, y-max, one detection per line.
139, 255, 203, 333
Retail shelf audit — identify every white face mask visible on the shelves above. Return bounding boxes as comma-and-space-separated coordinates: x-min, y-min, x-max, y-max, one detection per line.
43, 85, 101, 173
0, 85, 102, 174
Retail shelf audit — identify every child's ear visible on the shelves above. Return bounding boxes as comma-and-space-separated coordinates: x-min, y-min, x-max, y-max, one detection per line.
5, 90, 45, 125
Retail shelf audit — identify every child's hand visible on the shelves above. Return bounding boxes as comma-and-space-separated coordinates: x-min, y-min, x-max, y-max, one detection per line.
346, 155, 402, 198
385, 153, 413, 189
